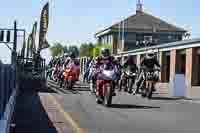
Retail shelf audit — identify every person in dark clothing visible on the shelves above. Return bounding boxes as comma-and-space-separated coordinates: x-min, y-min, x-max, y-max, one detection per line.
119, 55, 138, 93
134, 49, 160, 95
83, 56, 93, 83
94, 48, 117, 96
114, 58, 122, 89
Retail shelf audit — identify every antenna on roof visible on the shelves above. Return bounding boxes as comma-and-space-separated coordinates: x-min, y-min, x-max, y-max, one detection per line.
136, 0, 143, 14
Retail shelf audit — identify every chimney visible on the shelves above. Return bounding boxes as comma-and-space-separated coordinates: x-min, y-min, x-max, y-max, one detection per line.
136, 0, 143, 14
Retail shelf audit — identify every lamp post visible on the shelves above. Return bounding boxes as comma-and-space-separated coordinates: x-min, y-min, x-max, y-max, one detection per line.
122, 19, 125, 52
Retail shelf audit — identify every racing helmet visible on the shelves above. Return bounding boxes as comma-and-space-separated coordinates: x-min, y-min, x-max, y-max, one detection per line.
100, 48, 110, 58
146, 49, 155, 58
70, 52, 76, 59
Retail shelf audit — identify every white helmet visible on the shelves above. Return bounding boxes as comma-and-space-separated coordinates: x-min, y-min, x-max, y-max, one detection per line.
146, 49, 155, 58
64, 53, 69, 57
66, 57, 71, 61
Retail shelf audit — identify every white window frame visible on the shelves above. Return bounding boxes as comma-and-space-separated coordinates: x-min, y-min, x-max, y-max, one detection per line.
144, 35, 153, 42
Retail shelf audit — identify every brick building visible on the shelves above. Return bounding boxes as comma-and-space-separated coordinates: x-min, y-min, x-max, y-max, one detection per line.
95, 0, 187, 54
80, 39, 200, 99
80, 1, 200, 98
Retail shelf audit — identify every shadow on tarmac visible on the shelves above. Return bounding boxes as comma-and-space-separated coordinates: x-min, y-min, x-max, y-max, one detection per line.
36, 86, 58, 93
109, 104, 160, 109
48, 79, 90, 94
151, 97, 184, 101
10, 89, 59, 133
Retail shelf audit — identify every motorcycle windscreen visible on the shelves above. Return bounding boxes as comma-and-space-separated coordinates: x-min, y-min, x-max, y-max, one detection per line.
101, 63, 114, 70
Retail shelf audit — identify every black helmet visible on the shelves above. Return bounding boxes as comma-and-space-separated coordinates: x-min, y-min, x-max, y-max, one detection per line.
70, 52, 76, 59
64, 53, 69, 58
128, 55, 135, 64
100, 48, 110, 58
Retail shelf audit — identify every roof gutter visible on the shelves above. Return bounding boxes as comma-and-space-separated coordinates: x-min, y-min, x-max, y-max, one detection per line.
120, 38, 200, 56
95, 29, 112, 38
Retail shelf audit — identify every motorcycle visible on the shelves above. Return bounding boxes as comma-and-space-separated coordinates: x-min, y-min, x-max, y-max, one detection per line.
52, 66, 59, 82
58, 68, 65, 88
63, 63, 77, 90
119, 66, 137, 93
138, 67, 160, 99
46, 67, 53, 80
95, 63, 118, 107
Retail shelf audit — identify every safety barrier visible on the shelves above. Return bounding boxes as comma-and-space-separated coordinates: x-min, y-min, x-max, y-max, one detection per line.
0, 63, 18, 133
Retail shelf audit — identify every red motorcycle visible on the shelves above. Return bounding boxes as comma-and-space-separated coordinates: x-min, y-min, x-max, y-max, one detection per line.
52, 64, 61, 82
95, 63, 118, 107
63, 63, 77, 89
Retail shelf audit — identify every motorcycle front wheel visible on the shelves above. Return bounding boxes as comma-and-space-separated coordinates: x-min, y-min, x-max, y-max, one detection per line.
64, 80, 68, 90
128, 77, 135, 93
68, 78, 73, 90
103, 86, 112, 107
147, 83, 154, 99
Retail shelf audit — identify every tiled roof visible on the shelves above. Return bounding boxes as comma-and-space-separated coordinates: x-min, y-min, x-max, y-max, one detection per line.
96, 12, 186, 36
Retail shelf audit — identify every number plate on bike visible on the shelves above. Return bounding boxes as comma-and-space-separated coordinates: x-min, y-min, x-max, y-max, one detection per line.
146, 72, 154, 80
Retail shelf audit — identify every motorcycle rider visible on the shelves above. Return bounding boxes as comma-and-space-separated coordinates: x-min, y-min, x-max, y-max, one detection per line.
83, 56, 93, 83
94, 48, 118, 96
134, 49, 160, 95
66, 52, 80, 80
114, 58, 122, 90
119, 55, 138, 94
53, 59, 61, 81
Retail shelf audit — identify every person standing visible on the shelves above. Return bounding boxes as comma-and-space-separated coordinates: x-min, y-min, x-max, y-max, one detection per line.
83, 56, 93, 83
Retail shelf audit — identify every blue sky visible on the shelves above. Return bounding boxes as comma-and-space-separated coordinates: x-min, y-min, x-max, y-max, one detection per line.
0, 0, 199, 63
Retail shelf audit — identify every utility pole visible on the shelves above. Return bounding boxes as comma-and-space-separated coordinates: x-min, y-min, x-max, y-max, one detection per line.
12, 21, 17, 65
13, 21, 17, 89
122, 20, 125, 52
118, 21, 121, 52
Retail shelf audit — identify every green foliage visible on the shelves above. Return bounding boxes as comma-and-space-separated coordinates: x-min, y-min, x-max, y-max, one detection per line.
92, 43, 112, 57
50, 42, 80, 58
63, 45, 69, 53
68, 45, 80, 57
79, 42, 94, 57
49, 42, 63, 58
79, 43, 112, 57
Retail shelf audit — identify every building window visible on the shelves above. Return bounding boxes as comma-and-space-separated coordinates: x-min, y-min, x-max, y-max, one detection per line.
102, 36, 105, 44
178, 36, 182, 41
168, 35, 172, 40
108, 35, 110, 44
98, 37, 102, 44
106, 36, 108, 44
144, 35, 153, 42
108, 35, 113, 44
104, 36, 107, 44
175, 35, 182, 41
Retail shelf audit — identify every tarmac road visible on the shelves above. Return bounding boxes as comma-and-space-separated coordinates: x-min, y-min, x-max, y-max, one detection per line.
48, 80, 200, 133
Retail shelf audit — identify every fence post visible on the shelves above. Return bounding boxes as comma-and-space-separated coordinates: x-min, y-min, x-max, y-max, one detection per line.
0, 63, 3, 117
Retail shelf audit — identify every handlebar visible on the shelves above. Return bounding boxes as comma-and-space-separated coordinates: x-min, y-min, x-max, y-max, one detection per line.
139, 66, 160, 72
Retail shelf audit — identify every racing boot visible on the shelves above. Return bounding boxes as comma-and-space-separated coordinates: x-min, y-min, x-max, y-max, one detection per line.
112, 82, 116, 96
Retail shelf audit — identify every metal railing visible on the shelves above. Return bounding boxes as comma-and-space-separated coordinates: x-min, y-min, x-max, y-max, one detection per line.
0, 21, 20, 133
0, 62, 18, 133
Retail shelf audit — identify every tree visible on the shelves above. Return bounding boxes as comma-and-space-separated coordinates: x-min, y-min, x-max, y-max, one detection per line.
49, 42, 63, 58
79, 43, 112, 57
68, 45, 80, 57
79, 43, 94, 57
92, 43, 112, 57
63, 45, 69, 54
